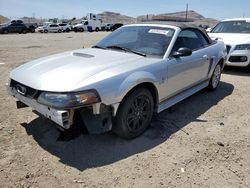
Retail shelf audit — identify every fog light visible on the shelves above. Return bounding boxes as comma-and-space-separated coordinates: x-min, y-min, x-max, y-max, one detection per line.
240, 56, 248, 62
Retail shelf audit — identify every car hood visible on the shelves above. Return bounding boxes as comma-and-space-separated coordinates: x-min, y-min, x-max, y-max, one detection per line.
208, 33, 250, 45
10, 48, 152, 92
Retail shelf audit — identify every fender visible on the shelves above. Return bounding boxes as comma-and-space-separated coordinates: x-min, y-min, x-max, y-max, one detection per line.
116, 71, 158, 102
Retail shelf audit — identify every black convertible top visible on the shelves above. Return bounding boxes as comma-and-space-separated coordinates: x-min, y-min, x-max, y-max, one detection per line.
139, 22, 213, 44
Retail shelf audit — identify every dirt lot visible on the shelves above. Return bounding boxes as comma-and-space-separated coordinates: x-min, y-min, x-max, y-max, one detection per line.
0, 32, 249, 188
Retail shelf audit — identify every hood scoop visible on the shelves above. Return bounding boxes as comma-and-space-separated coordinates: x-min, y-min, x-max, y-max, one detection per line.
72, 52, 94, 58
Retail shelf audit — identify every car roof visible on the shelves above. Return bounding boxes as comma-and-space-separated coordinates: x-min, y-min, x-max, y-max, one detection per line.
222, 18, 250, 22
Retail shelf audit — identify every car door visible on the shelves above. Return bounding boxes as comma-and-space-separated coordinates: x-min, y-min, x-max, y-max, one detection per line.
16, 23, 25, 33
165, 29, 211, 97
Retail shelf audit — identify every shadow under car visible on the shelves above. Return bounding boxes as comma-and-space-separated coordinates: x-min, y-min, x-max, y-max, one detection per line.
21, 81, 234, 171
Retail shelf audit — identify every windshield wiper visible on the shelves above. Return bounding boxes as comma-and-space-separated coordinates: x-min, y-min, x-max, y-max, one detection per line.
92, 45, 106, 49
106, 45, 146, 57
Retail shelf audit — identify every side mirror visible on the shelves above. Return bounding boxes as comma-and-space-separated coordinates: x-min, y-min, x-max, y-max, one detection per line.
172, 47, 192, 58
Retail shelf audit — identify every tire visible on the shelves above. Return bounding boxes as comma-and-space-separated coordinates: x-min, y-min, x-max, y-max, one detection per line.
3, 30, 8, 34
44, 29, 48, 33
58, 29, 62, 33
66, 28, 70, 32
113, 87, 154, 139
79, 28, 84, 32
22, 29, 27, 34
207, 63, 222, 91
95, 28, 99, 32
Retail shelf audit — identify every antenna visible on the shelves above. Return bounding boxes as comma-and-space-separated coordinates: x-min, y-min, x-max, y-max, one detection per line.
185, 3, 189, 22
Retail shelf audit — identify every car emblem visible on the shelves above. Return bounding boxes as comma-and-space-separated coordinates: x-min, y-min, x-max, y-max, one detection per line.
16, 84, 27, 95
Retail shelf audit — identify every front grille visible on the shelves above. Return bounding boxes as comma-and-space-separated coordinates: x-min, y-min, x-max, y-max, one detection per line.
226, 45, 231, 54
228, 56, 248, 63
10, 79, 39, 99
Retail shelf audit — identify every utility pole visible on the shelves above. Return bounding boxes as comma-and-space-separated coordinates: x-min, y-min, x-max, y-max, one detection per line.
185, 3, 189, 22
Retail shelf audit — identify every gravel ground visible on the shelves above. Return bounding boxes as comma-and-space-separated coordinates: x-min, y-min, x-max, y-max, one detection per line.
0, 32, 249, 188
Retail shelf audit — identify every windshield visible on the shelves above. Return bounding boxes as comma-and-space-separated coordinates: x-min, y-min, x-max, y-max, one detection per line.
96, 26, 175, 57
212, 21, 250, 34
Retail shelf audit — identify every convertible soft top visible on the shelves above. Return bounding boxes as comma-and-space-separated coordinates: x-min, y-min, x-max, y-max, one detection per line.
139, 21, 213, 44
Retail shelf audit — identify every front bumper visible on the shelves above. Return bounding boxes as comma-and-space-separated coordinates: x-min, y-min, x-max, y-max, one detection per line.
7, 86, 73, 129
226, 47, 250, 67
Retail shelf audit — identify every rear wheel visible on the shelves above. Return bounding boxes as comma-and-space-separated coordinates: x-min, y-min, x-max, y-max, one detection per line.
22, 29, 27, 34
113, 87, 154, 139
95, 28, 99, 32
58, 29, 62, 33
3, 30, 8, 34
66, 28, 70, 32
79, 28, 84, 32
208, 64, 222, 90
44, 29, 48, 33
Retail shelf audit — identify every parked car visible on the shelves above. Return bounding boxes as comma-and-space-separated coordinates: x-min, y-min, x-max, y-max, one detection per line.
58, 23, 71, 32
43, 24, 63, 33
7, 23, 226, 139
0, 21, 28, 34
208, 18, 250, 71
9, 20, 38, 33
36, 22, 52, 33
105, 23, 113, 31
110, 23, 123, 31
73, 20, 101, 32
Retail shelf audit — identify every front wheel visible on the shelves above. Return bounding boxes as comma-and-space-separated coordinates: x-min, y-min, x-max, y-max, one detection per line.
207, 64, 222, 91
113, 87, 154, 139
3, 29, 8, 34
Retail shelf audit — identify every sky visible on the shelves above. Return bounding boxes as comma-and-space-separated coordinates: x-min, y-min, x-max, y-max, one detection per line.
0, 0, 250, 20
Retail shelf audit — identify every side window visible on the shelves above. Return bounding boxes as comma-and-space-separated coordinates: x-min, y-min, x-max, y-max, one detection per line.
196, 31, 209, 47
84, 21, 89, 25
172, 29, 207, 52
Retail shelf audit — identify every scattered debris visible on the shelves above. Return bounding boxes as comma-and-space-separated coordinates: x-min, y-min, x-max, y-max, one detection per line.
219, 122, 225, 126
181, 168, 185, 173
217, 142, 225, 147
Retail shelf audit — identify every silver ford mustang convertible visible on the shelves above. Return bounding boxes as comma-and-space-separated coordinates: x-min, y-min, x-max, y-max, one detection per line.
7, 23, 227, 139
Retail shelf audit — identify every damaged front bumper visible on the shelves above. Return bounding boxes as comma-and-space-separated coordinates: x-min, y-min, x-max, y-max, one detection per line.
7, 85, 114, 134
7, 86, 73, 129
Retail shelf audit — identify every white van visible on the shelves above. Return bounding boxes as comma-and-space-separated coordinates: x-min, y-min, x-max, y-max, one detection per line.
73, 20, 101, 32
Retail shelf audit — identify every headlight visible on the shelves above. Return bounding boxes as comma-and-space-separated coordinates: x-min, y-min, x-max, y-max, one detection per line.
37, 90, 101, 108
234, 44, 250, 51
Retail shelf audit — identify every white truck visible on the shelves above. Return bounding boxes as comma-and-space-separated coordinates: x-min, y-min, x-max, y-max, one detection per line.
73, 20, 102, 32
73, 13, 102, 32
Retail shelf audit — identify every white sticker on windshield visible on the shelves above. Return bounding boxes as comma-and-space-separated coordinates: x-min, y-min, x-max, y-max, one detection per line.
148, 29, 169, 35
